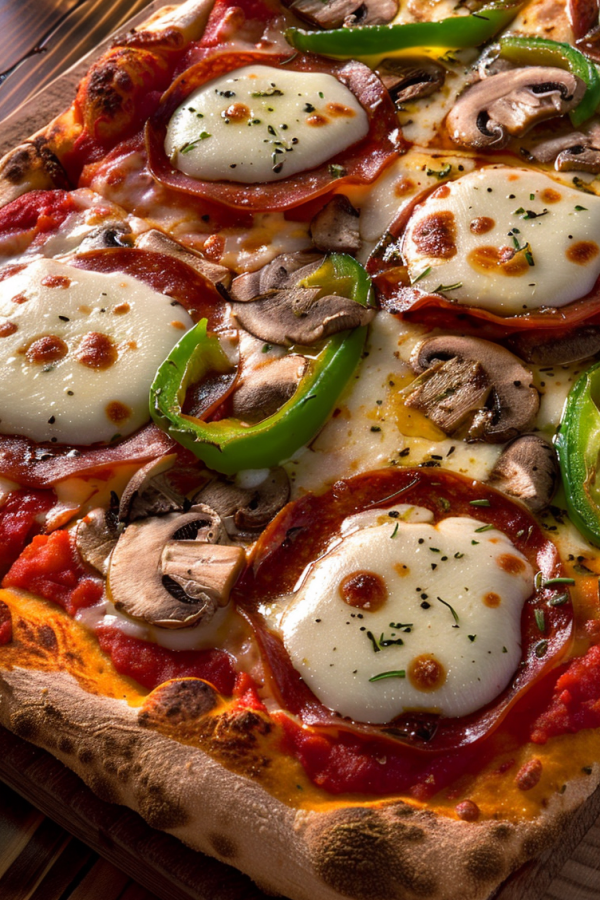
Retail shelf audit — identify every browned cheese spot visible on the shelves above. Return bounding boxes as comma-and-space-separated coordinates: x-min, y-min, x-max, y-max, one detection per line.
171, 320, 186, 330
515, 757, 542, 791
412, 211, 457, 259
306, 114, 329, 127
483, 591, 501, 608
395, 177, 415, 197
0, 322, 17, 337
225, 102, 250, 121
394, 563, 410, 577
431, 184, 451, 200
468, 245, 529, 276
11, 293, 28, 305
113, 302, 130, 315
455, 800, 480, 822
25, 334, 68, 364
541, 188, 561, 204
567, 241, 599, 265
326, 102, 356, 118
77, 332, 118, 369
408, 654, 446, 692
339, 570, 388, 611
106, 401, 132, 424
41, 274, 71, 289
497, 553, 526, 575
470, 216, 495, 235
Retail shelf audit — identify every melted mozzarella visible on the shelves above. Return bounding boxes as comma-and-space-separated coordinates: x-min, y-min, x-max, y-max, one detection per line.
402, 166, 600, 314
278, 513, 533, 723
0, 258, 193, 445
165, 65, 369, 184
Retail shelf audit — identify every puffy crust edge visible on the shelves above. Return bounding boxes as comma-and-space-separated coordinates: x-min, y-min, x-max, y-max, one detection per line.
0, 665, 598, 900
0, 0, 217, 208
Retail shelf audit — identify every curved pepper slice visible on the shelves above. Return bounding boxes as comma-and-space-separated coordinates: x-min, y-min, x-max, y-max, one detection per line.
498, 35, 600, 126
285, 0, 526, 64
556, 360, 600, 546
149, 254, 373, 475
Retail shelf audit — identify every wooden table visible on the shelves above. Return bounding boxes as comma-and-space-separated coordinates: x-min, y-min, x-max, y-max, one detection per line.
1, 2, 600, 899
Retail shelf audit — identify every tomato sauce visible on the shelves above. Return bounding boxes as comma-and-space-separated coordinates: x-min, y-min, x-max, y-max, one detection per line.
0, 489, 55, 577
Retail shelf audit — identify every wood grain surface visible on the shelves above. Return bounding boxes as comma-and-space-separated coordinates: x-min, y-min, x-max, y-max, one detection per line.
1, 2, 600, 900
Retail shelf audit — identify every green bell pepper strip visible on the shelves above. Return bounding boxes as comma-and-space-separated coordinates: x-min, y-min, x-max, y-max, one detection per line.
149, 254, 373, 476
285, 0, 526, 63
556, 360, 600, 546
498, 35, 600, 127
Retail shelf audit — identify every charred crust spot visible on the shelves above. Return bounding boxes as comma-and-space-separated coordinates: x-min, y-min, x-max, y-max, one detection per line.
209, 832, 239, 859
57, 736, 75, 755
88, 773, 120, 805
36, 624, 58, 651
464, 844, 505, 883
311, 809, 437, 899
195, 709, 273, 779
1, 139, 70, 189
117, 763, 131, 783
412, 211, 457, 259
78, 747, 95, 764
0, 600, 12, 644
134, 780, 189, 830
492, 824, 514, 842
10, 710, 39, 740
138, 678, 218, 728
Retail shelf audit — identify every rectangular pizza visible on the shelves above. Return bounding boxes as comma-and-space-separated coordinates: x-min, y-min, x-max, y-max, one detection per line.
1, 0, 600, 898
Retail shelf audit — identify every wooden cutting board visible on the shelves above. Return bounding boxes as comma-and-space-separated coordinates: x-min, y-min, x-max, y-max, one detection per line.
1, 2, 600, 899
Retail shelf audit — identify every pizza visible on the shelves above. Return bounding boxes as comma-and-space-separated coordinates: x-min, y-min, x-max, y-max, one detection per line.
2, 0, 600, 897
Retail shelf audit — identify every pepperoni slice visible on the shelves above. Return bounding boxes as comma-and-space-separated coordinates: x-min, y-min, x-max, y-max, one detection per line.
146, 51, 402, 213
235, 467, 573, 754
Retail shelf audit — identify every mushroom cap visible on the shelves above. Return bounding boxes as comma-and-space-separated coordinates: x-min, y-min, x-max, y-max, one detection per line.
75, 506, 120, 577
447, 67, 587, 150
488, 434, 559, 512
230, 355, 308, 423
107, 505, 245, 628
119, 452, 183, 523
282, 0, 397, 29
309, 195, 361, 255
229, 252, 323, 303
410, 336, 539, 444
378, 56, 446, 105
193, 467, 290, 536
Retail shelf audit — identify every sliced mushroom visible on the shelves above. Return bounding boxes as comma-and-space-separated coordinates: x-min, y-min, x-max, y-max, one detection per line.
75, 506, 120, 576
194, 467, 290, 534
310, 196, 361, 255
283, 0, 397, 29
378, 57, 446, 105
108, 504, 244, 628
77, 222, 133, 252
119, 453, 184, 523
410, 336, 539, 443
404, 357, 492, 435
231, 355, 308, 422
229, 251, 323, 303
136, 228, 231, 288
506, 326, 600, 366
231, 288, 374, 346
487, 435, 559, 512
447, 68, 587, 150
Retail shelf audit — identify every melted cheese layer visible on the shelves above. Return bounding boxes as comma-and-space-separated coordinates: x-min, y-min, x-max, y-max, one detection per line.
0, 258, 193, 445
165, 65, 369, 184
279, 512, 533, 723
402, 166, 600, 315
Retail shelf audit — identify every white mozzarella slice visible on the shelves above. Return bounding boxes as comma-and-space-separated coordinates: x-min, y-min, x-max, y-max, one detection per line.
402, 166, 600, 315
0, 258, 193, 445
278, 513, 533, 723
165, 65, 369, 184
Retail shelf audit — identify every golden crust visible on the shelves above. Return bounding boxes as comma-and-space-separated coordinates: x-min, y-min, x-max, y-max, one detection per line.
0, 660, 598, 900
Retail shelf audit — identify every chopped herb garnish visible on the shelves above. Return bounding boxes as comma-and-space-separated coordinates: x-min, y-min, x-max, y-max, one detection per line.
370, 425, 381, 432
544, 576, 575, 586
471, 540, 479, 545
437, 596, 459, 627
433, 282, 463, 293
366, 631, 381, 653
534, 639, 548, 658
328, 164, 346, 178
369, 670, 406, 682
534, 609, 546, 633
390, 523, 399, 538
468, 634, 476, 642
410, 266, 431, 285
470, 499, 491, 507
454, 552, 464, 559
262, 344, 272, 353
389, 622, 413, 631
534, 571, 544, 591
180, 133, 212, 153
251, 88, 284, 97
474, 524, 494, 533
548, 593, 569, 607
575, 205, 588, 211
426, 163, 452, 179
